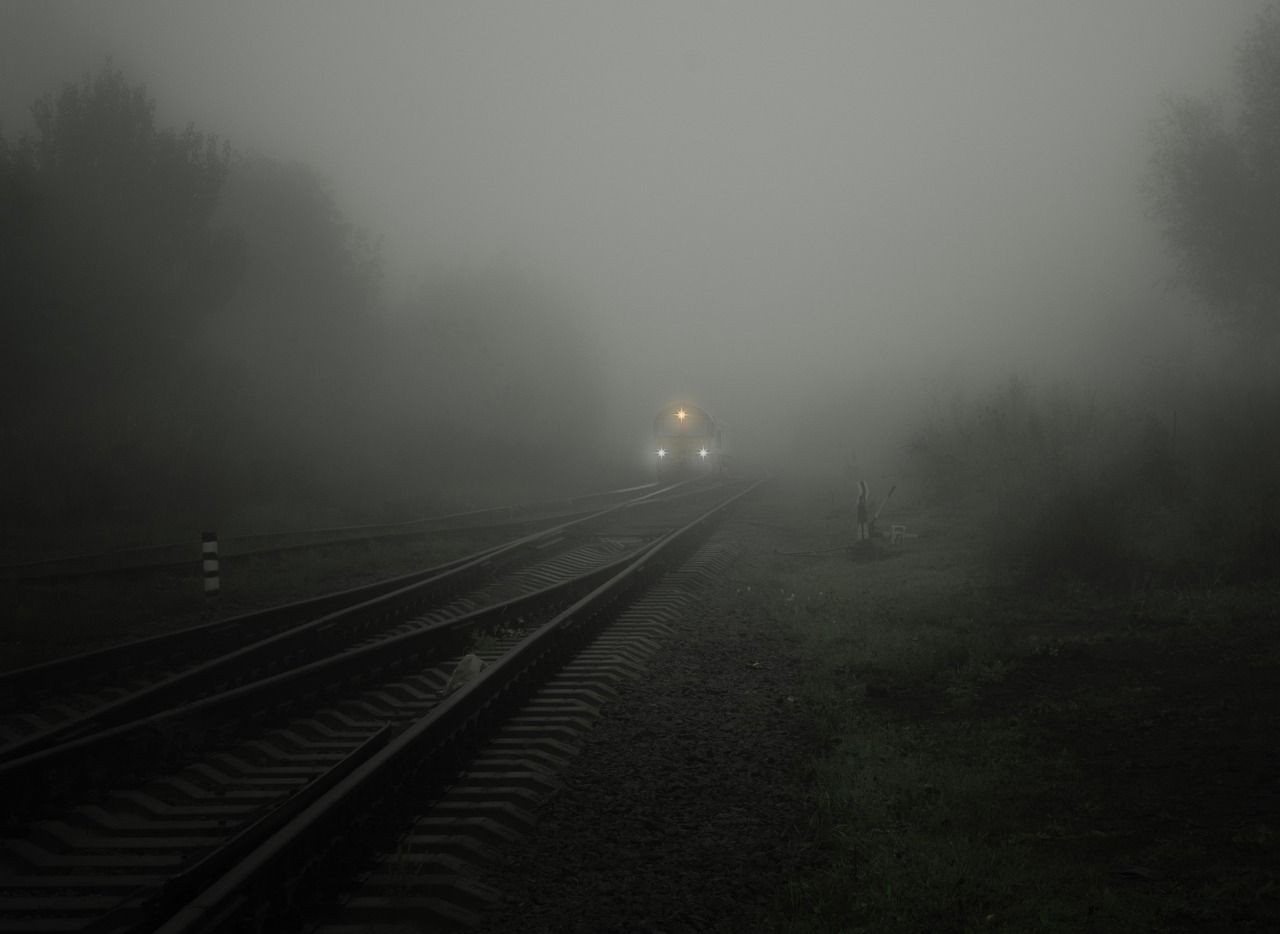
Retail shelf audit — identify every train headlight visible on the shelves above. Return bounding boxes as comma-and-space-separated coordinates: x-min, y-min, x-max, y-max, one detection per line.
657, 448, 666, 458
699, 448, 708, 458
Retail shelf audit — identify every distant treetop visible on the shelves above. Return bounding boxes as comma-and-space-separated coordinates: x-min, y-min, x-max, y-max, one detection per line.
1147, 3, 1280, 341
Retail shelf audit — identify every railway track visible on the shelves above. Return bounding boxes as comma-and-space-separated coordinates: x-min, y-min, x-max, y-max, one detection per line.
0, 478, 762, 933
312, 531, 748, 932
0, 482, 662, 582
0, 481, 690, 763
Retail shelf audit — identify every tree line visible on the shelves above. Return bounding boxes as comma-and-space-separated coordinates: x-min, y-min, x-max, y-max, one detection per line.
1147, 3, 1280, 342
0, 64, 604, 541
900, 3, 1280, 587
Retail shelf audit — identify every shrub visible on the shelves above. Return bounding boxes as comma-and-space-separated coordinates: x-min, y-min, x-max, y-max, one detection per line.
904, 374, 1278, 588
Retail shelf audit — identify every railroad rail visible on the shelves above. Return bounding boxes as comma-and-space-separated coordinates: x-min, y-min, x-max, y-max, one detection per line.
0, 481, 698, 762
0, 481, 659, 582
0, 478, 761, 932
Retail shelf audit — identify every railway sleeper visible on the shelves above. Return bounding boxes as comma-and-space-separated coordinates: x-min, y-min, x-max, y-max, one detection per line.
30, 820, 223, 852
65, 806, 231, 836
105, 791, 258, 820
327, 893, 482, 931
2, 839, 184, 871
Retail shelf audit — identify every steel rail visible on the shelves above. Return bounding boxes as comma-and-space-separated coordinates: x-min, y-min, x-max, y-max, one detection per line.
0, 540, 503, 713
0, 520, 687, 816
0, 481, 694, 762
0, 480, 680, 712
151, 478, 763, 934
0, 481, 660, 581
225, 480, 660, 554
75, 723, 396, 934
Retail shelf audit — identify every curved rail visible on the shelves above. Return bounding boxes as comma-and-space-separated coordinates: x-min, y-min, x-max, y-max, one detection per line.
0, 481, 735, 802
0, 480, 660, 581
154, 479, 763, 934
0, 481, 694, 762
0, 478, 761, 933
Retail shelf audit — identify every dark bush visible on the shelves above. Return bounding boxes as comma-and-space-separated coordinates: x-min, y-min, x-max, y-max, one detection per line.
905, 375, 1278, 589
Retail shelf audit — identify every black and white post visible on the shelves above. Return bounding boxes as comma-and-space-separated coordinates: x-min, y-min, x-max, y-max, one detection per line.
202, 531, 220, 595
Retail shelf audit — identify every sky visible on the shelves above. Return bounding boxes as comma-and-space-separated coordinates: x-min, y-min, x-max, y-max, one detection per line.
0, 1, 1266, 468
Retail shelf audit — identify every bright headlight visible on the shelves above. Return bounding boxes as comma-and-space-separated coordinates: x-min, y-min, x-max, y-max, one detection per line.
699, 448, 708, 458
657, 448, 666, 458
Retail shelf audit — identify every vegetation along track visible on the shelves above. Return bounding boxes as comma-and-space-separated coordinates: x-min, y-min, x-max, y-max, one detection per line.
0, 481, 690, 764
0, 478, 760, 933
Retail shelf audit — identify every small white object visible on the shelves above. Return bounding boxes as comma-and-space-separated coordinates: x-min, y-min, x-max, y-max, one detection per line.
202, 532, 220, 594
444, 653, 487, 695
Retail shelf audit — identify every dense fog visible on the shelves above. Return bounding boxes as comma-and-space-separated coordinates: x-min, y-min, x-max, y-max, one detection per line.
2, 1, 1277, 572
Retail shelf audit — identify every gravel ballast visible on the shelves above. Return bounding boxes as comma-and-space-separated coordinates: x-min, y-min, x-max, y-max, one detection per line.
479, 521, 819, 933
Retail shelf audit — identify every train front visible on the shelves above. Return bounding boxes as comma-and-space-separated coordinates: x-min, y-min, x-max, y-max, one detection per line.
653, 404, 722, 477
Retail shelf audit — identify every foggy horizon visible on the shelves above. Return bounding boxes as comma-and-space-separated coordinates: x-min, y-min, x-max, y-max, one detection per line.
3, 9, 1279, 930
1, 1, 1269, 480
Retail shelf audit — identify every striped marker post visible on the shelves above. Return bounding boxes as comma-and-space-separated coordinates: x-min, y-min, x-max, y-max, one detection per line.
202, 531, 220, 595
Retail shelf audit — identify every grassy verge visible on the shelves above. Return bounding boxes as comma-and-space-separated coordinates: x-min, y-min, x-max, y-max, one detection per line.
747, 482, 1279, 933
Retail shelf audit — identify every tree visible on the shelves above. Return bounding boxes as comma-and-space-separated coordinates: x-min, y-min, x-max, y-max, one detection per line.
1, 64, 395, 529
200, 155, 386, 506
1148, 4, 1280, 338
1, 64, 239, 391
0, 64, 240, 524
383, 266, 606, 492
214, 155, 380, 320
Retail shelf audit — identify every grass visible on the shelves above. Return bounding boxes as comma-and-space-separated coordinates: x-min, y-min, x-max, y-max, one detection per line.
738, 480, 1280, 933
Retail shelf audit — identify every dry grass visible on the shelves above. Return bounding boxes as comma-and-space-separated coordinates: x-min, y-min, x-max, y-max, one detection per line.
737, 479, 1279, 933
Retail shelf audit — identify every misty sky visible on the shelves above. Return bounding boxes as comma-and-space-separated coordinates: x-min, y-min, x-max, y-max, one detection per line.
1, 1, 1265, 462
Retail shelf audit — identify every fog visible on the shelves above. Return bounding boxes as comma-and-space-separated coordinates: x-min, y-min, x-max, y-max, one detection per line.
1, 1, 1270, 528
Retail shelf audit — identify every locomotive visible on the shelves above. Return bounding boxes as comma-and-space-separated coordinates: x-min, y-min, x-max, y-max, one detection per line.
653, 403, 726, 477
